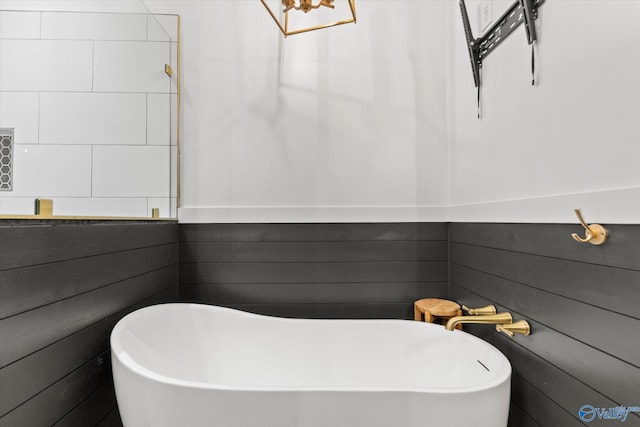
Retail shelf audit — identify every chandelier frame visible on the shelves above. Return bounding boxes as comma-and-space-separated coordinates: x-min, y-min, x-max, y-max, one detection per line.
260, 0, 357, 37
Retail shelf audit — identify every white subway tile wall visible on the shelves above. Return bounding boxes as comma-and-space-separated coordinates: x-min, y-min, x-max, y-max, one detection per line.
170, 42, 178, 94
93, 145, 170, 198
148, 197, 177, 218
0, 10, 178, 218
171, 93, 178, 146
148, 15, 178, 41
54, 197, 149, 217
10, 145, 92, 197
171, 145, 178, 196
0, 40, 93, 92
0, 92, 39, 143
0, 197, 34, 215
41, 12, 148, 41
93, 41, 172, 93
147, 93, 171, 146
0, 11, 41, 39
40, 92, 147, 145
146, 93, 178, 147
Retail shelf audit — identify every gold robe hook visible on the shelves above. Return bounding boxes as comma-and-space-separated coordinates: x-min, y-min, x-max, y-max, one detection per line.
571, 209, 608, 245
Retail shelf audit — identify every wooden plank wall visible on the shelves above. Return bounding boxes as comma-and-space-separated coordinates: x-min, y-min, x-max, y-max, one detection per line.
0, 221, 178, 427
179, 223, 449, 319
7, 220, 635, 426
449, 223, 640, 427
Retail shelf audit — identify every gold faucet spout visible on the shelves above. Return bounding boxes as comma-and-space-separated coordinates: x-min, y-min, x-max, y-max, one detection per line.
445, 312, 513, 331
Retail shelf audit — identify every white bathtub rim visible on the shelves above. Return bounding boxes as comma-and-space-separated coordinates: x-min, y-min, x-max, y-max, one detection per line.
111, 303, 512, 394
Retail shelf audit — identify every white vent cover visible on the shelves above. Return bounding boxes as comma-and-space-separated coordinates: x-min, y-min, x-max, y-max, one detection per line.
0, 128, 14, 191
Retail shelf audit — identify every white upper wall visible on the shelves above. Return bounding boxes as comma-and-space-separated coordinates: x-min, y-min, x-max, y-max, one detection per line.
144, 0, 450, 223
149, 0, 640, 224
3, 0, 638, 223
447, 0, 640, 223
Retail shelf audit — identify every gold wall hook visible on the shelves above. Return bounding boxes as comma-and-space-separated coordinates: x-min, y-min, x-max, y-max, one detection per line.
571, 208, 608, 245
496, 320, 531, 337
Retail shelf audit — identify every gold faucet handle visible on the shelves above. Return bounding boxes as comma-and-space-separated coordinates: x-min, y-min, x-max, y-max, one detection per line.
462, 304, 497, 316
496, 320, 531, 337
496, 324, 515, 337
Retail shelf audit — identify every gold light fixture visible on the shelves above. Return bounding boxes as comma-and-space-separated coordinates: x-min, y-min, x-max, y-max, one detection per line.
260, 0, 356, 36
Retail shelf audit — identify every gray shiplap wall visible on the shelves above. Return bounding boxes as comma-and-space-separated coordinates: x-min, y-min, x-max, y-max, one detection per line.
179, 223, 449, 319
4, 220, 637, 427
449, 223, 640, 427
0, 221, 178, 427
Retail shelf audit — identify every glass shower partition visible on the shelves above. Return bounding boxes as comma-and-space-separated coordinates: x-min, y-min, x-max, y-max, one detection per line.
0, 5, 179, 219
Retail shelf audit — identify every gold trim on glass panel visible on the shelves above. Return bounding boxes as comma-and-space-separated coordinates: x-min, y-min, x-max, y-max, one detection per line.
0, 215, 177, 221
0, 199, 176, 221
1, 11, 181, 222
35, 199, 53, 216
176, 14, 182, 210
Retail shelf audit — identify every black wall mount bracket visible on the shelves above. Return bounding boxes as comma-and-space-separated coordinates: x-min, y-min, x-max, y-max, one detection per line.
460, 0, 545, 116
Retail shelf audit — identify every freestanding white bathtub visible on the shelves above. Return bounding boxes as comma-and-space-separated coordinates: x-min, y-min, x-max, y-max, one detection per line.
111, 304, 511, 427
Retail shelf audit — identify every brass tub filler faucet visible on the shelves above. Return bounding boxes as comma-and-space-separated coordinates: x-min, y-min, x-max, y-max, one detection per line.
445, 304, 531, 337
